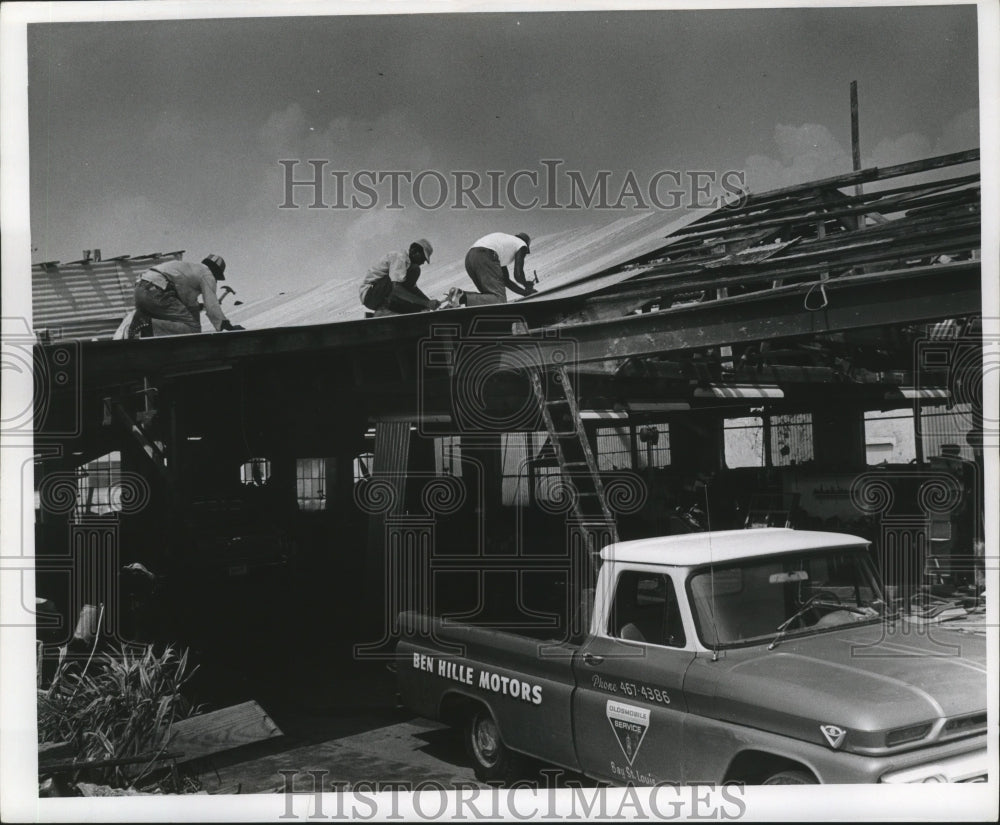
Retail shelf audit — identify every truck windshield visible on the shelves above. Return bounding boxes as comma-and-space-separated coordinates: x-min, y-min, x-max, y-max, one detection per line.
687, 547, 886, 648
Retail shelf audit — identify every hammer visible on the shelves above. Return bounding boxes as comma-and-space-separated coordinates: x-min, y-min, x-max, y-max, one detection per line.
219, 285, 237, 304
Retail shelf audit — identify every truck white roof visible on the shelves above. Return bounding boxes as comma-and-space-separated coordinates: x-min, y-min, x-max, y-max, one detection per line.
600, 528, 869, 567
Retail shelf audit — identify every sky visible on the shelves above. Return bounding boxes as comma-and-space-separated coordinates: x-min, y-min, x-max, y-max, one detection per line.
25, 3, 981, 305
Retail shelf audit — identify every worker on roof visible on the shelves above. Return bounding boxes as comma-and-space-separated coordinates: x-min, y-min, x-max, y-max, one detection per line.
445, 232, 535, 307
359, 239, 440, 316
125, 254, 244, 337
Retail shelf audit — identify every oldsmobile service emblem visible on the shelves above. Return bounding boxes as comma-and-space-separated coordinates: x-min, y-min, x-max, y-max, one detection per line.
607, 700, 650, 765
820, 724, 847, 749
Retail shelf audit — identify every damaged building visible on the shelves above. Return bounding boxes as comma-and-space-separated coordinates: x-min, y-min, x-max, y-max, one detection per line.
30, 148, 985, 704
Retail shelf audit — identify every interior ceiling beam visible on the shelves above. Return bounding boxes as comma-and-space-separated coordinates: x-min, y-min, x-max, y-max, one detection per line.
528, 261, 979, 366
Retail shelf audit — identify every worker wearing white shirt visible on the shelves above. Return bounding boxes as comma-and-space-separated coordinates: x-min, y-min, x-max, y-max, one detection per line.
451, 232, 535, 306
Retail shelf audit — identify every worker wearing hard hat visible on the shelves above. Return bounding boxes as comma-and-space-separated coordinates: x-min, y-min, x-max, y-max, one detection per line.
359, 238, 439, 316
446, 232, 535, 307
127, 254, 244, 337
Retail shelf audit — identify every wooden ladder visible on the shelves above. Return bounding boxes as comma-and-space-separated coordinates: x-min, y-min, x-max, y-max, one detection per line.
514, 323, 619, 553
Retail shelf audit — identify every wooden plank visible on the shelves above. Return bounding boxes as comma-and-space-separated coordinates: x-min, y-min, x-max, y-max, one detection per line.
39, 751, 182, 775
562, 227, 980, 327
165, 700, 282, 764
665, 182, 978, 243
738, 148, 979, 210
672, 149, 979, 234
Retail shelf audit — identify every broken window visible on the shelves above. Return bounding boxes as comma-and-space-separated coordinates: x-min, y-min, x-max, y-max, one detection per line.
864, 410, 916, 465
725, 416, 765, 468
770, 413, 813, 466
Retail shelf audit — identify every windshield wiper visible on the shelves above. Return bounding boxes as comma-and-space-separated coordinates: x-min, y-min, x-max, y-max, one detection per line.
768, 593, 825, 650
768, 596, 883, 650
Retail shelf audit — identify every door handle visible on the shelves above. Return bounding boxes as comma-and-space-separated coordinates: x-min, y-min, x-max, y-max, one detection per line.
583, 653, 604, 666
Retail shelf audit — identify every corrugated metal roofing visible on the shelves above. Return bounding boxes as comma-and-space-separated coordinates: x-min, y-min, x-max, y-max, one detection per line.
32, 252, 184, 340
228, 207, 715, 330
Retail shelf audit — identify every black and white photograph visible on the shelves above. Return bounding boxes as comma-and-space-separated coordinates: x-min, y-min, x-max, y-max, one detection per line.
1, 0, 997, 821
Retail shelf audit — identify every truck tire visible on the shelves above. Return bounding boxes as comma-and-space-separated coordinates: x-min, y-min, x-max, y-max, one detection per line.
465, 709, 518, 783
762, 770, 817, 784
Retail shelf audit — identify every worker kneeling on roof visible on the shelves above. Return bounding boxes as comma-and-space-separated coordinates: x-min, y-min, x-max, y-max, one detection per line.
359, 238, 439, 317
126, 254, 244, 337
445, 232, 535, 307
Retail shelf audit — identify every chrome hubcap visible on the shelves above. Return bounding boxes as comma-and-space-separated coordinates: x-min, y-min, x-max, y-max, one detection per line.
473, 716, 499, 765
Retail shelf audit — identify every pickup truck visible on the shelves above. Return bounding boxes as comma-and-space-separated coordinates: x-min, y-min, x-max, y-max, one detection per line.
396, 528, 988, 785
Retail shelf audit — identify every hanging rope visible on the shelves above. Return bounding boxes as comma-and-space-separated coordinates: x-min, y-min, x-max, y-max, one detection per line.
804, 280, 829, 311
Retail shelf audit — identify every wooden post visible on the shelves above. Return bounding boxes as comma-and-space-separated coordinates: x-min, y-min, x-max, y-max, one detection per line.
851, 81, 863, 198
850, 80, 867, 270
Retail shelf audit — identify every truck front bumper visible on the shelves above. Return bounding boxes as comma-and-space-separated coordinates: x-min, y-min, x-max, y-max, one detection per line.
880, 748, 989, 783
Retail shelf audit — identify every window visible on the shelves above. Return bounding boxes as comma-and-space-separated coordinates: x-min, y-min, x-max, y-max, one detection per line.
634, 424, 671, 469
725, 416, 765, 468
596, 426, 633, 470
74, 451, 122, 517
353, 452, 374, 484
864, 410, 916, 465
726, 414, 813, 468
920, 403, 976, 461
688, 548, 883, 648
770, 413, 813, 466
607, 571, 686, 648
497, 431, 555, 506
240, 457, 271, 487
296, 458, 327, 511
435, 436, 463, 477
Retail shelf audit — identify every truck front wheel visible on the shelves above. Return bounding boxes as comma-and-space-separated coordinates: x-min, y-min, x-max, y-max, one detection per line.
465, 710, 517, 782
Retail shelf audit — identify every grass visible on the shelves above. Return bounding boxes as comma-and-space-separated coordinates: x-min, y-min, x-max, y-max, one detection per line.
38, 642, 200, 789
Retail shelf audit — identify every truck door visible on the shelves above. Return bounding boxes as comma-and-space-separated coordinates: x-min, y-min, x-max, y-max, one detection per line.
571, 569, 694, 784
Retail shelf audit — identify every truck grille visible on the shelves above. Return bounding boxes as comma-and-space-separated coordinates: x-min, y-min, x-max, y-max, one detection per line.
944, 713, 986, 735
886, 723, 931, 746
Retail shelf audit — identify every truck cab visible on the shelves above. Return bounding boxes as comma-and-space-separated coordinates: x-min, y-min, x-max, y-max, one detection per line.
397, 529, 988, 785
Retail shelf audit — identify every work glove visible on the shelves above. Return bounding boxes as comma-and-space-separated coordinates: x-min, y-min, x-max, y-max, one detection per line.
219, 320, 245, 331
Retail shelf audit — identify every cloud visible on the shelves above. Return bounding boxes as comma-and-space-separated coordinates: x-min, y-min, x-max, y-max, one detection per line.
935, 106, 979, 154
743, 107, 980, 195
869, 132, 933, 167
743, 123, 851, 192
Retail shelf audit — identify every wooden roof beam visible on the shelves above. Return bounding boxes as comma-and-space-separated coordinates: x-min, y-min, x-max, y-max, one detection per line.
535, 261, 979, 366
